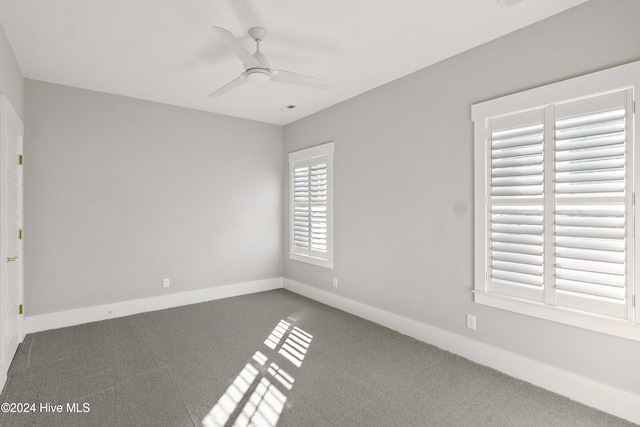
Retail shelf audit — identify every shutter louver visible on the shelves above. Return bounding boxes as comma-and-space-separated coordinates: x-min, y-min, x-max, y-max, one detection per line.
489, 112, 545, 301
553, 92, 630, 318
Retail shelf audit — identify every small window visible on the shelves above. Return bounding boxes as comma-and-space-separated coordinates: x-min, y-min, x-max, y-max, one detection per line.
472, 60, 639, 341
288, 142, 334, 268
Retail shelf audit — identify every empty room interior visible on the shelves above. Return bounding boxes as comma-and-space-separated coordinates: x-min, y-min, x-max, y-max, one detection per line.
0, 0, 639, 426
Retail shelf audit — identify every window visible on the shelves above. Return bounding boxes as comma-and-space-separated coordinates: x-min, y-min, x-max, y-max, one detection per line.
288, 142, 334, 268
472, 61, 640, 341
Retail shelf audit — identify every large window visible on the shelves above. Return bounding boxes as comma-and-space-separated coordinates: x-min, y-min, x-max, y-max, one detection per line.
288, 142, 334, 269
472, 61, 639, 341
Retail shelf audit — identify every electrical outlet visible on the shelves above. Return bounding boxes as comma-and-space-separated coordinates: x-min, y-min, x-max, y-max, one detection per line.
332, 278, 338, 288
162, 278, 170, 289
466, 314, 477, 330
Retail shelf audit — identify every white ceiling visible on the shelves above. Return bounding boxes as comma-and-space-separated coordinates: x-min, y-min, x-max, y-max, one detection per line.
0, 0, 588, 125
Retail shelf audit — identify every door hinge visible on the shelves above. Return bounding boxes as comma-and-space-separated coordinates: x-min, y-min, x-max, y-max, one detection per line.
19, 304, 23, 315
19, 229, 22, 240
18, 154, 23, 165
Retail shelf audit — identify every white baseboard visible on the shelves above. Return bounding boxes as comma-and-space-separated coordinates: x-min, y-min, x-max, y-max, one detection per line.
26, 277, 284, 334
283, 278, 640, 425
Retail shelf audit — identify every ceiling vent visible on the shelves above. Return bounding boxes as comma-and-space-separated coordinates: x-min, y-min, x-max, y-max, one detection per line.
280, 105, 297, 112
496, 0, 525, 8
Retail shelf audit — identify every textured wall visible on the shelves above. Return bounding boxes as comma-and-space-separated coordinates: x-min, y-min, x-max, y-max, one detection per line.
283, 0, 640, 395
24, 80, 283, 315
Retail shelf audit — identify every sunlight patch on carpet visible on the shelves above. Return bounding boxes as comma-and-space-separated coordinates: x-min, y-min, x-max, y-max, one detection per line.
202, 319, 313, 427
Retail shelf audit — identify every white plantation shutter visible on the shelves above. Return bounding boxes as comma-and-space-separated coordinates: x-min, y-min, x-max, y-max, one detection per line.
473, 61, 640, 339
292, 159, 329, 256
486, 90, 634, 320
310, 162, 329, 252
553, 91, 632, 318
488, 109, 546, 302
483, 90, 633, 318
289, 143, 334, 268
293, 163, 311, 251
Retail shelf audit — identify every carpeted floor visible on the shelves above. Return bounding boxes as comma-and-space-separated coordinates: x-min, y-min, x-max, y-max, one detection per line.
0, 289, 635, 427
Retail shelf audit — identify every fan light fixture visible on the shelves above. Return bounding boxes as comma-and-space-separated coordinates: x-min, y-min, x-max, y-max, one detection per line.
247, 69, 271, 83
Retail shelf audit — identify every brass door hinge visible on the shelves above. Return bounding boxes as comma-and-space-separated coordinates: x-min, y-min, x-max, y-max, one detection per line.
19, 304, 23, 315
19, 229, 22, 240
18, 154, 23, 165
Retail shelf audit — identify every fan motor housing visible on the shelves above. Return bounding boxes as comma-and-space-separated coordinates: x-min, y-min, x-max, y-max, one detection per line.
246, 68, 271, 82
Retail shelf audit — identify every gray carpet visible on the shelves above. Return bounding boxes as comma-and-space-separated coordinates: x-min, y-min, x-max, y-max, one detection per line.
0, 289, 635, 427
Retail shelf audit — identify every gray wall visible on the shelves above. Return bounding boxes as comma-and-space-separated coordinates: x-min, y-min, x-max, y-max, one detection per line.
25, 80, 283, 315
0, 21, 23, 119
283, 0, 640, 395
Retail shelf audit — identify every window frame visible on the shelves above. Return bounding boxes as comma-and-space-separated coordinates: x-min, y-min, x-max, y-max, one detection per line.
288, 142, 334, 269
472, 60, 640, 341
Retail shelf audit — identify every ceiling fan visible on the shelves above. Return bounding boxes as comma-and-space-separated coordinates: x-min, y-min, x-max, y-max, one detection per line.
210, 26, 334, 98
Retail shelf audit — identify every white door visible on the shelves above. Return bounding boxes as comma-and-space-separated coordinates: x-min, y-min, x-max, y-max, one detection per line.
0, 95, 23, 388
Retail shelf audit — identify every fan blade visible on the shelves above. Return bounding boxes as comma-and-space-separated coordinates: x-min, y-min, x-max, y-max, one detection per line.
209, 74, 249, 98
271, 70, 334, 90
212, 26, 261, 69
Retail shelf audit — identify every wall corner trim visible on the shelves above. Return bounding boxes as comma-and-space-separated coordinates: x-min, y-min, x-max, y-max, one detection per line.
283, 278, 640, 425
26, 277, 284, 334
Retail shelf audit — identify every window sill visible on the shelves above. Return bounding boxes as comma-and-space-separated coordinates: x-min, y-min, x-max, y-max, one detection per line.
474, 292, 640, 342
289, 253, 334, 269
